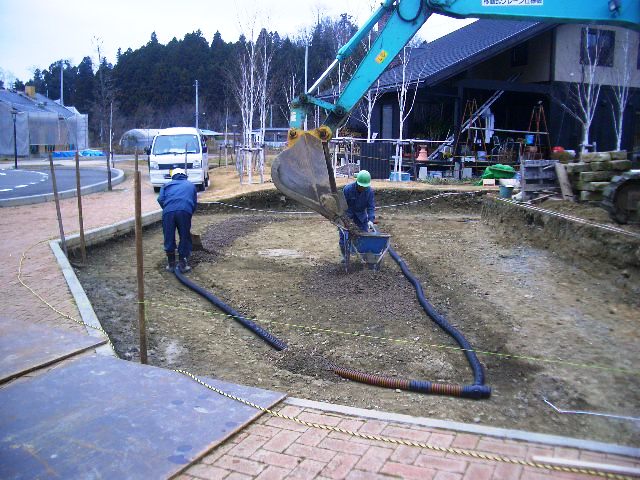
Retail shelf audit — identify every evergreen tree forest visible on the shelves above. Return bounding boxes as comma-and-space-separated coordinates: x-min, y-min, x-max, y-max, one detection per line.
18, 13, 361, 147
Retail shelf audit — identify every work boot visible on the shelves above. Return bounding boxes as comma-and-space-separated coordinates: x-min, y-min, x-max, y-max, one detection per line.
178, 257, 191, 273
165, 253, 176, 272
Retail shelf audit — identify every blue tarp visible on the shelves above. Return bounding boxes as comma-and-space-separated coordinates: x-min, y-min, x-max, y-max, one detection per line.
52, 149, 105, 158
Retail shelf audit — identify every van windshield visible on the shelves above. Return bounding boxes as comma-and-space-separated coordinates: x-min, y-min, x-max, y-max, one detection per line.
152, 134, 200, 155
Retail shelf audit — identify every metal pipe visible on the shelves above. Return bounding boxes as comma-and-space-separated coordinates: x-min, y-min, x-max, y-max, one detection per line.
307, 59, 338, 94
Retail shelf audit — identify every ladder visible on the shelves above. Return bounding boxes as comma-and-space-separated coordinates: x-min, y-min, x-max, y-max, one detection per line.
428, 74, 520, 161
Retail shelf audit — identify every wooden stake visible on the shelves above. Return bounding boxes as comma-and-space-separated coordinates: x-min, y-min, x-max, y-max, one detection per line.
554, 162, 575, 201
106, 146, 112, 191
134, 151, 148, 364
49, 154, 68, 257
74, 151, 87, 263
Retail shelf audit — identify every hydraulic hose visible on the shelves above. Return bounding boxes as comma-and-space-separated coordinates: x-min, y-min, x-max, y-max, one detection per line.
388, 246, 490, 397
173, 252, 491, 399
174, 268, 288, 351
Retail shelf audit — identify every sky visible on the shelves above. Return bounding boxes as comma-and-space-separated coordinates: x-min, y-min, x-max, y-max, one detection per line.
0, 0, 475, 83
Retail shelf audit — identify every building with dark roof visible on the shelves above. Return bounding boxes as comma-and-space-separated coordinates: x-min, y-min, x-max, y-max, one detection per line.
349, 19, 640, 156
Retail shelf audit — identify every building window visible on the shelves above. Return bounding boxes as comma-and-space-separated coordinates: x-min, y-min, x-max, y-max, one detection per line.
581, 28, 615, 67
511, 42, 528, 67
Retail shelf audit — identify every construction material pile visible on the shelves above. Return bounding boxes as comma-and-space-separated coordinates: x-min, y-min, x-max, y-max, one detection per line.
565, 151, 631, 202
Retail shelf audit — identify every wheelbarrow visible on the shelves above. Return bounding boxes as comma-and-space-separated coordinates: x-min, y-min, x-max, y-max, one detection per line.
340, 227, 391, 271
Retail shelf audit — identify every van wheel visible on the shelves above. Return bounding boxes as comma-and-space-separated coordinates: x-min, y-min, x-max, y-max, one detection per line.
204, 175, 209, 188
153, 186, 160, 193
197, 183, 205, 192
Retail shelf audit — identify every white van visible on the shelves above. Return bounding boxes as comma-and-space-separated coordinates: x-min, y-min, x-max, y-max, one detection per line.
148, 127, 209, 192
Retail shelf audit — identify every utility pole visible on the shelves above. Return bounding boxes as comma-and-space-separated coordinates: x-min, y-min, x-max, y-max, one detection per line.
109, 102, 113, 167
194, 79, 199, 129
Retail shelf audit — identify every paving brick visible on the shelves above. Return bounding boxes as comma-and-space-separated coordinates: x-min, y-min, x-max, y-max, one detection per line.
415, 453, 467, 473
214, 455, 265, 476
450, 433, 479, 450
336, 418, 365, 432
382, 425, 431, 443
493, 462, 523, 479
252, 448, 300, 469
462, 463, 494, 480
434, 472, 463, 480
322, 452, 361, 480
277, 405, 304, 418
427, 432, 455, 448
262, 429, 302, 453
319, 437, 370, 456
552, 447, 580, 460
296, 427, 330, 446
346, 469, 398, 480
525, 445, 554, 461
358, 420, 388, 435
285, 442, 337, 463
519, 467, 554, 479
355, 445, 393, 472
202, 442, 236, 464
288, 459, 326, 479
297, 411, 343, 426
246, 424, 280, 439
227, 434, 269, 458
226, 473, 253, 480
390, 444, 421, 464
255, 465, 291, 480
477, 439, 527, 458
381, 461, 437, 479
185, 464, 230, 480
264, 416, 308, 433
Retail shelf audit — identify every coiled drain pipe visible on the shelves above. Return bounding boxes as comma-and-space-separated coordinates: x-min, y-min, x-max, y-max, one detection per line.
174, 251, 491, 399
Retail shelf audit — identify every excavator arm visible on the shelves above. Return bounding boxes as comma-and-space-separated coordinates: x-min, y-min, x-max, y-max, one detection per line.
272, 0, 639, 224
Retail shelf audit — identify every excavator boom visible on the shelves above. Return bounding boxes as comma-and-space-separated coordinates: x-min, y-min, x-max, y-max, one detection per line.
271, 0, 639, 223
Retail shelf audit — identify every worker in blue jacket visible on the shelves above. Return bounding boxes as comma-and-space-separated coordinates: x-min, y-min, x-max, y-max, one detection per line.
157, 168, 197, 272
339, 170, 376, 260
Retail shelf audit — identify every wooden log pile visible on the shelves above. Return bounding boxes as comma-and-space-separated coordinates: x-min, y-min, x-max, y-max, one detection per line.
564, 151, 632, 202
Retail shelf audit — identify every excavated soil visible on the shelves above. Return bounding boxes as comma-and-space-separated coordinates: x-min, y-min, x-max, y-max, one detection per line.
73, 190, 640, 447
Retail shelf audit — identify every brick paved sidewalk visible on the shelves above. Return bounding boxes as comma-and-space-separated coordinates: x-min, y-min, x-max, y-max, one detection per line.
179, 403, 640, 480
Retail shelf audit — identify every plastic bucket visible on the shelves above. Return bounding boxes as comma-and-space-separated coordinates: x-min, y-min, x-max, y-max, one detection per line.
499, 185, 514, 198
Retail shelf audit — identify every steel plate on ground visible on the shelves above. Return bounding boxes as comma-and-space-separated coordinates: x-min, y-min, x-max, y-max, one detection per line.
0, 354, 285, 479
0, 317, 106, 384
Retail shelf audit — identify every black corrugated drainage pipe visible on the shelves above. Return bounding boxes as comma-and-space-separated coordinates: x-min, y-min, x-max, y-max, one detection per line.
174, 259, 491, 399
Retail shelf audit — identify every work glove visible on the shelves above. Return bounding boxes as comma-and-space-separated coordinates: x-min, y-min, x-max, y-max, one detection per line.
367, 220, 375, 231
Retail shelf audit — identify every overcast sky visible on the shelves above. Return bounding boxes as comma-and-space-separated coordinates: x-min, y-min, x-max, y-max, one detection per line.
0, 0, 474, 83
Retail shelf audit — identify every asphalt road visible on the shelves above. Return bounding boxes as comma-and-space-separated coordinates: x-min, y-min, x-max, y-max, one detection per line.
0, 167, 109, 200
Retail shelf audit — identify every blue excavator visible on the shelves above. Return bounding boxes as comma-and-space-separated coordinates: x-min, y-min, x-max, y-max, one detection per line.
271, 0, 640, 226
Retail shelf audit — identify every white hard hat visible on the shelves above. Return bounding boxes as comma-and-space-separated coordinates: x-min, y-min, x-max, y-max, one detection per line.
171, 168, 186, 178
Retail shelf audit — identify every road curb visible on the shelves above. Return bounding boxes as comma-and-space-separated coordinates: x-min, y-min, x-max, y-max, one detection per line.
0, 167, 125, 207
51, 208, 163, 355
285, 397, 640, 458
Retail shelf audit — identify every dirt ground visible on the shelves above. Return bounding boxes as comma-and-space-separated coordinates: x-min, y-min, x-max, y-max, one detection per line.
73, 188, 640, 447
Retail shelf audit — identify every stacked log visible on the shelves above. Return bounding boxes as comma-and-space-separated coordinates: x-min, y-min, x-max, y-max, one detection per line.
565, 151, 632, 202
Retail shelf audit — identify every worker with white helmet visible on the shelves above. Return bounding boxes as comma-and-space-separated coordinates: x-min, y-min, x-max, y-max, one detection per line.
157, 168, 198, 272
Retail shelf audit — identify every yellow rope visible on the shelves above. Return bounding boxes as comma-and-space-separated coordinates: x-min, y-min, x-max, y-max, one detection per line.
16, 241, 637, 480
145, 299, 638, 376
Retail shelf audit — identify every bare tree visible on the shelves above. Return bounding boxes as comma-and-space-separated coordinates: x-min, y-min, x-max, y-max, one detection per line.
256, 29, 274, 183
553, 27, 606, 152
230, 19, 259, 182
610, 29, 634, 151
93, 37, 115, 148
355, 80, 383, 142
392, 42, 426, 176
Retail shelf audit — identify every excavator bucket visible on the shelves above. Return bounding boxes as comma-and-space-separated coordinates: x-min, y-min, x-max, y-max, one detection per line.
271, 132, 348, 224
